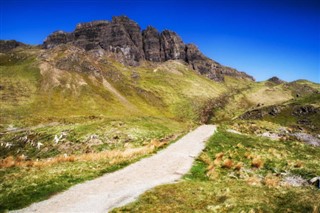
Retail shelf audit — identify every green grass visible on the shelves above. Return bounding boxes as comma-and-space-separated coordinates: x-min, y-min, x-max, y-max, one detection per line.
0, 46, 226, 163
0, 125, 186, 211
1, 46, 320, 212
113, 129, 320, 212
0, 116, 188, 159
0, 155, 138, 211
1, 47, 213, 211
0, 47, 227, 128
243, 93, 320, 133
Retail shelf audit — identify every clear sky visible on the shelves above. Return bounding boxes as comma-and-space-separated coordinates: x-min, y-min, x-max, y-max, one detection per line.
1, 0, 319, 82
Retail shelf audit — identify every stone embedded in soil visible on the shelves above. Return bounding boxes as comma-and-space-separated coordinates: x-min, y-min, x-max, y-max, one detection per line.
292, 132, 320, 147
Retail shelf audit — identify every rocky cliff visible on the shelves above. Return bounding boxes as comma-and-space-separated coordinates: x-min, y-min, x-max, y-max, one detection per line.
0, 40, 27, 53
267, 76, 285, 84
43, 16, 254, 81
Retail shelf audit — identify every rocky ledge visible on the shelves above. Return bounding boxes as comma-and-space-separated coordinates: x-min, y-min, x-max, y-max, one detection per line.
43, 16, 254, 82
267, 76, 285, 84
0, 40, 27, 53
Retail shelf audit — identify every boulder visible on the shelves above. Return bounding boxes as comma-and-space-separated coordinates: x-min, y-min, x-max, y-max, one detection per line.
309, 177, 320, 188
293, 105, 318, 116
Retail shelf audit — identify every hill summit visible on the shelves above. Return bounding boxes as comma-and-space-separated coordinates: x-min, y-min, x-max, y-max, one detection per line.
43, 16, 254, 82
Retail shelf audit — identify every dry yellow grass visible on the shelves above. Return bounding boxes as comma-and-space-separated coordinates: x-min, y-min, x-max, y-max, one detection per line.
236, 143, 244, 148
294, 161, 303, 168
245, 85, 292, 107
0, 144, 159, 169
1, 156, 15, 168
234, 162, 243, 171
263, 174, 280, 188
246, 175, 262, 186
207, 167, 218, 179
215, 152, 224, 159
207, 163, 215, 171
199, 153, 212, 165
212, 152, 224, 166
213, 158, 222, 166
244, 152, 253, 159
148, 139, 169, 148
222, 159, 233, 169
251, 157, 264, 168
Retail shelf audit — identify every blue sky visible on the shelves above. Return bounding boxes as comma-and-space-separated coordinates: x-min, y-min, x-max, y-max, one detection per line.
1, 0, 319, 82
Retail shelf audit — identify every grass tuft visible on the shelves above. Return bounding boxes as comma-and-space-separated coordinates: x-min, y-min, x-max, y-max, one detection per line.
251, 157, 264, 169
113, 129, 320, 212
222, 159, 233, 169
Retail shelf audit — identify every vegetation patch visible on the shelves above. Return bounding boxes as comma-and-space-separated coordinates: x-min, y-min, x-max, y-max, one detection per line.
0, 135, 179, 211
113, 129, 320, 212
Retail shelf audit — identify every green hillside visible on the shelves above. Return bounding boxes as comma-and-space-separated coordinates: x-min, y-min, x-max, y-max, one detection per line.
0, 44, 319, 211
0, 45, 233, 160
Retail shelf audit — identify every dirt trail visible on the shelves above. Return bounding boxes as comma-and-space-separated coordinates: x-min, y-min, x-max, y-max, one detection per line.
13, 125, 216, 213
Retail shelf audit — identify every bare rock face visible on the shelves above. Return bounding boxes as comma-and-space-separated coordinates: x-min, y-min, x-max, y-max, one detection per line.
112, 16, 143, 53
293, 105, 319, 116
44, 17, 144, 66
160, 30, 186, 61
0, 40, 26, 53
105, 16, 144, 65
43, 31, 73, 49
268, 76, 285, 84
72, 20, 109, 50
186, 44, 254, 81
142, 26, 163, 62
42, 16, 254, 81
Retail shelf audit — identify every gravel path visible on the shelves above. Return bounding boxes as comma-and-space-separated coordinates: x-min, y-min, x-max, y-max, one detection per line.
13, 125, 216, 213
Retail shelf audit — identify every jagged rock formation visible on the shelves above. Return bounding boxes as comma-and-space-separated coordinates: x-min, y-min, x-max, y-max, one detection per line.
142, 26, 163, 62
268, 76, 285, 84
0, 40, 26, 53
43, 16, 254, 81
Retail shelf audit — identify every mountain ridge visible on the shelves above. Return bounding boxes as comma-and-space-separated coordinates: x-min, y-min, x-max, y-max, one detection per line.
40, 16, 254, 82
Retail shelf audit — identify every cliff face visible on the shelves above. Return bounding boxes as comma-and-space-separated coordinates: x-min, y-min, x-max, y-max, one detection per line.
43, 16, 254, 81
0, 40, 27, 53
142, 26, 163, 62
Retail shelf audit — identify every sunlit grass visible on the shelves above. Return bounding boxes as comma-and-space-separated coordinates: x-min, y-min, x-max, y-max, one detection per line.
113, 129, 320, 212
0, 136, 176, 211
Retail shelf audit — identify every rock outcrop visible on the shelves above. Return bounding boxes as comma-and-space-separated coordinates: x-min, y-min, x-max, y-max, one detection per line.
0, 40, 27, 53
268, 76, 285, 84
142, 26, 163, 62
185, 44, 252, 81
43, 16, 254, 81
160, 30, 186, 61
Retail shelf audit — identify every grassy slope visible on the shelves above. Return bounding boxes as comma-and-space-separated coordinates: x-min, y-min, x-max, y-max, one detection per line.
237, 93, 320, 134
0, 46, 228, 211
262, 93, 320, 133
0, 46, 227, 158
212, 78, 319, 122
113, 130, 320, 212
1, 46, 319, 211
